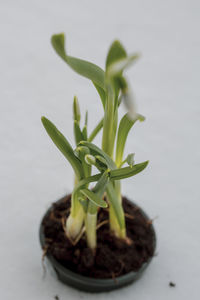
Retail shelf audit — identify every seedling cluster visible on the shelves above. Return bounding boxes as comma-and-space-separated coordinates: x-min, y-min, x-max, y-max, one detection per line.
42, 33, 148, 250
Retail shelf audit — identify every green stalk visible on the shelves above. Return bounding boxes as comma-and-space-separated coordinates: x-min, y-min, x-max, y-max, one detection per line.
111, 182, 126, 238
109, 113, 145, 238
109, 206, 125, 238
84, 171, 109, 249
107, 181, 126, 238
101, 87, 115, 158
101, 86, 126, 238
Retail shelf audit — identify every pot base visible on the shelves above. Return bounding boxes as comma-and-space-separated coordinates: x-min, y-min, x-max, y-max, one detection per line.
39, 195, 156, 292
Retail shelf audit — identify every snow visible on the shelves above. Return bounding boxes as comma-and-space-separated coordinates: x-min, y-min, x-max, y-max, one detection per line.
0, 0, 200, 299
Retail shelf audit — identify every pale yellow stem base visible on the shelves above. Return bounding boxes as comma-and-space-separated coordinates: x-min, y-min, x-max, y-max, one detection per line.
66, 206, 85, 241
109, 205, 126, 239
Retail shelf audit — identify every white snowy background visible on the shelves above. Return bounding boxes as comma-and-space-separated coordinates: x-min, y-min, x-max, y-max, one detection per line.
0, 0, 200, 299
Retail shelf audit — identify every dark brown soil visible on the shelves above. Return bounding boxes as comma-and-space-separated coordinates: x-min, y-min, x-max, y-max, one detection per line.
42, 195, 155, 279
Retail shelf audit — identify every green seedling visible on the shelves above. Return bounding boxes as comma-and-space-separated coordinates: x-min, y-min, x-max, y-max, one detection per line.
41, 33, 148, 249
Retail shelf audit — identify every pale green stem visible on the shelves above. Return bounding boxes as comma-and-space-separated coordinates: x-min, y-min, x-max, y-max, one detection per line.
101, 88, 126, 238
85, 202, 97, 249
102, 88, 115, 158
108, 181, 126, 238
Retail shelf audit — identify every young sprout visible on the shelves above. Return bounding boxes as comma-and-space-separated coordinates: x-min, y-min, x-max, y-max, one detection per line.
41, 33, 148, 249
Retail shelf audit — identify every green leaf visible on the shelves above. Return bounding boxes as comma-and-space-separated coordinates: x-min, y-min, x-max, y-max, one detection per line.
79, 141, 116, 170
93, 82, 106, 109
95, 155, 108, 170
106, 182, 125, 229
93, 170, 109, 195
75, 146, 90, 158
73, 173, 102, 194
75, 146, 91, 177
114, 75, 128, 93
88, 118, 104, 142
41, 116, 84, 179
73, 96, 80, 123
74, 120, 84, 145
106, 40, 127, 70
110, 161, 149, 180
80, 189, 108, 208
84, 111, 88, 126
107, 53, 140, 78
82, 125, 87, 140
127, 153, 135, 167
78, 196, 88, 213
105, 41, 127, 111
51, 33, 105, 90
85, 154, 96, 166
115, 113, 145, 167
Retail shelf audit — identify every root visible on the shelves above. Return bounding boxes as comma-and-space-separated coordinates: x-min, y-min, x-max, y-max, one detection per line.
147, 215, 158, 226
61, 216, 68, 237
125, 236, 133, 245
41, 244, 49, 279
110, 259, 125, 281
50, 208, 70, 221
115, 259, 125, 277
111, 272, 118, 283
96, 219, 109, 230
61, 216, 85, 246
125, 213, 134, 220
72, 226, 86, 246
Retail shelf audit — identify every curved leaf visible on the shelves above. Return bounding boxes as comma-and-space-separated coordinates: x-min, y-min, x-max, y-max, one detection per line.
127, 153, 135, 167
51, 33, 105, 90
95, 155, 108, 170
93, 82, 106, 109
107, 53, 140, 78
73, 173, 102, 195
106, 40, 127, 71
85, 154, 96, 166
106, 41, 128, 111
115, 113, 145, 166
79, 141, 116, 170
93, 170, 109, 195
110, 161, 149, 180
80, 189, 108, 208
41, 116, 84, 179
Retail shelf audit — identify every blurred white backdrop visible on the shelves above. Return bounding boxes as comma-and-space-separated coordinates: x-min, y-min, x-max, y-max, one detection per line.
0, 0, 200, 299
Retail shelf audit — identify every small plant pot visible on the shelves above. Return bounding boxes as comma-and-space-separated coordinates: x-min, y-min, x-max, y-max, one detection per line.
39, 195, 156, 293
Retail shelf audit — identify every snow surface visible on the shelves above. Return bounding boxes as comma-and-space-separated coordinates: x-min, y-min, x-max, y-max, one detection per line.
0, 0, 200, 299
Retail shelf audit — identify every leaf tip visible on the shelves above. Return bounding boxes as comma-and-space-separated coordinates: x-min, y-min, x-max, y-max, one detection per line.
41, 116, 47, 125
138, 114, 146, 122
51, 32, 66, 59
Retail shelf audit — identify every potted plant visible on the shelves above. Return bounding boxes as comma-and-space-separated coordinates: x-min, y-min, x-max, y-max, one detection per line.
40, 33, 156, 292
